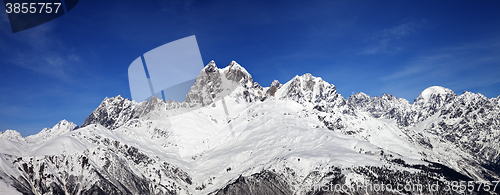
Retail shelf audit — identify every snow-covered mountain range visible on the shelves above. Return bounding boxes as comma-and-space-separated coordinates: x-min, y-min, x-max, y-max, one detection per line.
1, 61, 499, 195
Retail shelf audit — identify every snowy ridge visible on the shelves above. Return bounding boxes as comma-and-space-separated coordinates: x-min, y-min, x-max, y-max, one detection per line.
0, 130, 25, 143
26, 119, 78, 144
0, 120, 79, 156
414, 86, 455, 105
274, 73, 344, 105
1, 60, 499, 195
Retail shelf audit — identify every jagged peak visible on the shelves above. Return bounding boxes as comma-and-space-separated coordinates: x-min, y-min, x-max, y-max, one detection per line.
224, 60, 249, 73
461, 90, 485, 97
274, 72, 342, 105
43, 119, 78, 133
97, 95, 135, 109
284, 73, 337, 93
381, 93, 396, 100
221, 60, 253, 84
227, 60, 239, 67
291, 73, 331, 86
224, 60, 239, 69
305, 73, 319, 79
54, 119, 77, 129
265, 80, 282, 97
422, 86, 454, 95
293, 73, 313, 80
148, 95, 164, 104
22, 120, 78, 144
253, 82, 263, 90
0, 129, 23, 139
0, 129, 26, 145
350, 92, 370, 100
1, 119, 78, 140
414, 86, 455, 104
103, 95, 127, 104
46, 120, 76, 131
458, 91, 489, 102
203, 60, 218, 72
270, 80, 282, 88
108, 95, 123, 99
301, 73, 313, 78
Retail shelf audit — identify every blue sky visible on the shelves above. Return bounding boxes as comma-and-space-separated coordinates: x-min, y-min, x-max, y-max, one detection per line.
1, 0, 499, 136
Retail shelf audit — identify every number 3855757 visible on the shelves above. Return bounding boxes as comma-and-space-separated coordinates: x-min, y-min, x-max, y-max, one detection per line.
5, 3, 62, 14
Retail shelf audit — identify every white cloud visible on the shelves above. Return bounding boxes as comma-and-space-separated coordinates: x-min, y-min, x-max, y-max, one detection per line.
0, 21, 80, 82
380, 39, 500, 98
377, 22, 417, 39
360, 21, 425, 55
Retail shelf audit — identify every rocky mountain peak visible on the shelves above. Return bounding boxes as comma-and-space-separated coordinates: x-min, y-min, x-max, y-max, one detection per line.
25, 120, 78, 143
275, 73, 342, 105
349, 92, 370, 102
381, 93, 397, 100
414, 86, 455, 105
270, 80, 281, 88
265, 80, 282, 97
2, 60, 500, 195
81, 95, 139, 130
348, 92, 411, 121
204, 60, 218, 73
410, 86, 457, 121
289, 73, 329, 89
0, 129, 24, 142
54, 119, 76, 129
222, 60, 253, 85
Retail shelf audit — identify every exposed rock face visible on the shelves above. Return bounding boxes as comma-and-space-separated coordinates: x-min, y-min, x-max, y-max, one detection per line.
1, 61, 499, 195
0, 144, 191, 195
346, 86, 500, 180
214, 171, 292, 195
348, 92, 411, 122
81, 95, 140, 130
265, 80, 282, 97
276, 73, 343, 104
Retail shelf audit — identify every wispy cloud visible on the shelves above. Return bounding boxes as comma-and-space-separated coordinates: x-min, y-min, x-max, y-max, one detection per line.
360, 21, 425, 54
13, 52, 80, 81
383, 40, 500, 80
381, 53, 453, 80
0, 18, 81, 82
377, 22, 418, 39
159, 0, 195, 14
380, 39, 500, 98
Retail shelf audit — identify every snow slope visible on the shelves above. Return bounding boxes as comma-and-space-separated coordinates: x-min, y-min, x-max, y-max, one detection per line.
1, 60, 499, 195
